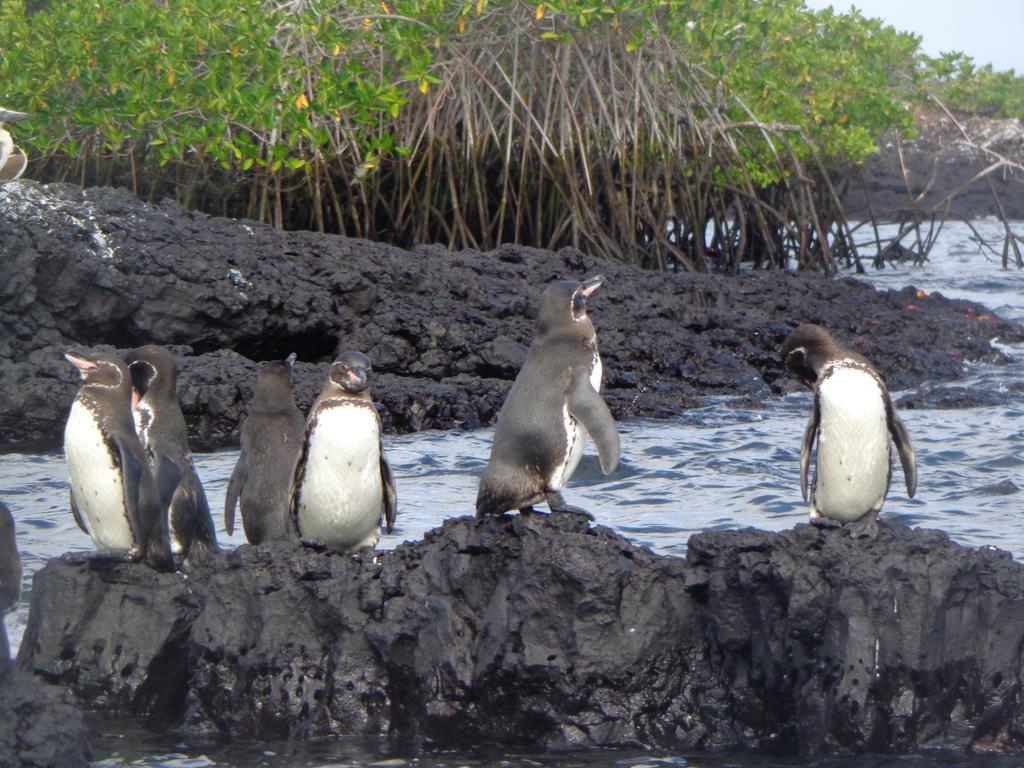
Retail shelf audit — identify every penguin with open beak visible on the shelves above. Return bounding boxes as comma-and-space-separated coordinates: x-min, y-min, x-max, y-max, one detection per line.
476, 275, 620, 520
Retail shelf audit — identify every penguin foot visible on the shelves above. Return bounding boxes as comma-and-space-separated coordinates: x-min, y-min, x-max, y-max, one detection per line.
545, 493, 595, 521
568, 507, 596, 521
350, 545, 378, 561
301, 538, 328, 551
60, 551, 91, 565
518, 505, 537, 515
809, 516, 841, 530
845, 511, 880, 540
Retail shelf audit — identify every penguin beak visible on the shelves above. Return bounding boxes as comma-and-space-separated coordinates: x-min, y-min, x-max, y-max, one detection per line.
348, 367, 368, 389
65, 352, 98, 381
285, 353, 297, 369
580, 275, 604, 297
331, 361, 369, 392
0, 109, 27, 123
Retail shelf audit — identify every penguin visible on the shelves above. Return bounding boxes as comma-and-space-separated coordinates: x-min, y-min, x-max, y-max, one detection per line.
0, 501, 21, 660
291, 352, 397, 553
780, 324, 917, 538
476, 275, 620, 519
0, 108, 28, 183
63, 351, 174, 572
225, 354, 305, 544
124, 345, 218, 564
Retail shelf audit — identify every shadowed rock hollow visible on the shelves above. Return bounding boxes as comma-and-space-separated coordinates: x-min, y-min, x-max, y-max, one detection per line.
18, 513, 1024, 756
1, 180, 1021, 449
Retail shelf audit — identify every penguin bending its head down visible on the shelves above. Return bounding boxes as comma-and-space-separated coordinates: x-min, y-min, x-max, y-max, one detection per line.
225, 354, 305, 544
0, 501, 21, 660
780, 324, 917, 538
63, 352, 174, 572
124, 345, 218, 564
291, 352, 397, 553
476, 275, 620, 520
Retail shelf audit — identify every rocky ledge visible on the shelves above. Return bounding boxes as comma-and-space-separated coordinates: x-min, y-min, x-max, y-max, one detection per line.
18, 513, 1024, 757
0, 660, 91, 767
2, 180, 1021, 449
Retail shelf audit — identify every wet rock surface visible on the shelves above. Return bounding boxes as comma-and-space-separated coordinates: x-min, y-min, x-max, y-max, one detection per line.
2, 180, 1021, 449
897, 380, 1024, 411
0, 660, 92, 767
18, 513, 1024, 756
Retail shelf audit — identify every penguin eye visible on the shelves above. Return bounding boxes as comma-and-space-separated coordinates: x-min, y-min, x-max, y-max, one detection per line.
100, 361, 123, 385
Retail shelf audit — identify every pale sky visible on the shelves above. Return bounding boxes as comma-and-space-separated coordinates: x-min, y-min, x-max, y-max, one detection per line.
803, 1, 1024, 73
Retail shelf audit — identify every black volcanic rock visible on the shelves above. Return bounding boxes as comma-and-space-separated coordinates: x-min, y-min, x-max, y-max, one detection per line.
0, 499, 90, 768
897, 380, 1024, 410
0, 659, 91, 767
848, 113, 1024, 220
1, 180, 1021, 448
18, 513, 1024, 756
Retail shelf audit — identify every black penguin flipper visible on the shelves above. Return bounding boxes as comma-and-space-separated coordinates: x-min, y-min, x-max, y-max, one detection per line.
170, 466, 218, 563
567, 373, 620, 474
380, 445, 397, 534
134, 447, 176, 572
116, 441, 173, 571
801, 395, 821, 503
151, 450, 183, 517
885, 393, 917, 498
224, 454, 247, 537
69, 491, 90, 536
115, 442, 148, 547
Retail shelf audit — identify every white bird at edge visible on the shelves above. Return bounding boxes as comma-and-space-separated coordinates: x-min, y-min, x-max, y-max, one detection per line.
0, 108, 28, 183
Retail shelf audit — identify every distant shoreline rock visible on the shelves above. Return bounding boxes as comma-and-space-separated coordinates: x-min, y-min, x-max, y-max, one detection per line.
849, 112, 1024, 220
2, 180, 1020, 451
17, 513, 1024, 756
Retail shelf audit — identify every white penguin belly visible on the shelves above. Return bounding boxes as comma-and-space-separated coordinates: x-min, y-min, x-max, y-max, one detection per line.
64, 402, 135, 552
813, 367, 891, 522
548, 357, 602, 492
590, 355, 603, 392
296, 405, 383, 552
549, 406, 587, 492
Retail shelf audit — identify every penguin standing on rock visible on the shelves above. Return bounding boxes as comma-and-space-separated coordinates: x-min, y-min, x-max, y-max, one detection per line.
291, 352, 397, 553
780, 324, 917, 538
124, 345, 218, 564
225, 354, 305, 544
63, 351, 174, 572
476, 275, 620, 520
0, 501, 21, 659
